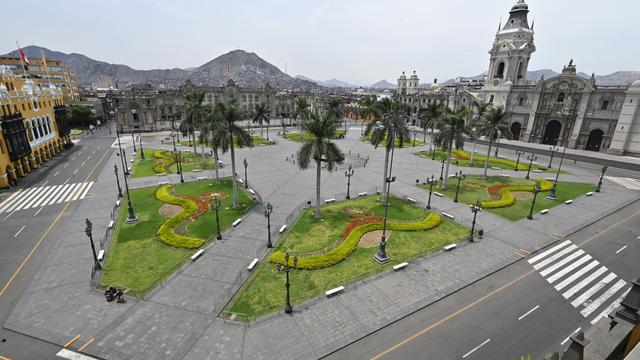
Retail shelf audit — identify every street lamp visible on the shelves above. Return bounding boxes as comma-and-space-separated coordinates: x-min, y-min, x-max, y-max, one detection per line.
131, 109, 138, 153
527, 183, 542, 220
344, 165, 354, 199
548, 146, 557, 169
177, 151, 185, 183
494, 137, 500, 158
469, 199, 481, 242
525, 154, 537, 180
114, 164, 123, 198
84, 219, 101, 270
211, 194, 222, 240
264, 202, 273, 248
106, 108, 112, 134
115, 127, 137, 223
243, 158, 248, 189
596, 165, 608, 192
453, 171, 465, 203
546, 146, 566, 200
139, 130, 145, 160
439, 158, 445, 181
413, 132, 416, 147
276, 252, 298, 314
514, 150, 524, 171
426, 175, 435, 210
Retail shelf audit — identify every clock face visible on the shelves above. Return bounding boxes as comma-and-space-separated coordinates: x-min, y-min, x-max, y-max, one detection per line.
493, 79, 500, 86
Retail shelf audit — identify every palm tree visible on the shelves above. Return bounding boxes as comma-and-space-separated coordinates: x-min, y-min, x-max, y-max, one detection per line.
360, 95, 379, 135
326, 96, 345, 133
421, 100, 445, 159
297, 112, 345, 219
199, 107, 223, 182
478, 106, 512, 179
252, 101, 270, 139
211, 99, 253, 208
468, 101, 492, 165
182, 91, 206, 154
435, 107, 469, 187
365, 98, 410, 201
293, 97, 310, 126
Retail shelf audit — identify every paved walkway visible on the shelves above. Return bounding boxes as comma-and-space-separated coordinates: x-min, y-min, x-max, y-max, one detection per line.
3, 127, 639, 360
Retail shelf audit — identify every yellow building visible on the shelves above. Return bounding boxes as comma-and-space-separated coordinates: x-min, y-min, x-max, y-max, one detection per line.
0, 65, 72, 188
0, 55, 79, 102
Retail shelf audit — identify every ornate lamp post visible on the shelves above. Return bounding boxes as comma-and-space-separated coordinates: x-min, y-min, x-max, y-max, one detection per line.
375, 121, 397, 264
276, 252, 298, 314
548, 146, 557, 169
596, 165, 608, 192
264, 202, 273, 248
546, 146, 566, 200
514, 150, 524, 171
525, 154, 537, 180
243, 158, 248, 189
115, 126, 137, 223
426, 175, 435, 210
177, 151, 185, 183
344, 165, 354, 199
84, 219, 101, 270
139, 130, 145, 160
439, 158, 445, 181
469, 199, 481, 242
211, 194, 222, 240
114, 164, 123, 198
131, 109, 138, 153
527, 183, 542, 220
453, 171, 465, 203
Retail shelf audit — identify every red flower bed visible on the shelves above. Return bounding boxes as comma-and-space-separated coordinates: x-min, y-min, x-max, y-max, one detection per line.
488, 184, 509, 196
340, 215, 383, 239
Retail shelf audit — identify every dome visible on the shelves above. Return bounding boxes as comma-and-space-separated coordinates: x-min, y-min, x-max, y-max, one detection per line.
399, 71, 406, 79
511, 0, 528, 12
630, 80, 640, 88
430, 83, 440, 91
410, 71, 418, 79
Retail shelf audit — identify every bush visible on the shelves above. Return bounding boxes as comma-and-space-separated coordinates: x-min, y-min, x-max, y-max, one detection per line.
155, 185, 204, 249
152, 149, 175, 174
480, 179, 554, 209
452, 149, 527, 170
270, 213, 443, 270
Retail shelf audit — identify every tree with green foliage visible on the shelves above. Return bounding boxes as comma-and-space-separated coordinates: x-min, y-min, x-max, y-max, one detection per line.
68, 105, 93, 128
365, 98, 410, 201
293, 97, 310, 125
199, 107, 222, 182
468, 100, 492, 165
435, 106, 469, 187
478, 105, 512, 179
421, 100, 445, 158
252, 101, 270, 139
182, 91, 207, 154
297, 112, 345, 219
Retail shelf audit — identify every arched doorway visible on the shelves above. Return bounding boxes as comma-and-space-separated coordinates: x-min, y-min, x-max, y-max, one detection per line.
511, 122, 522, 140
585, 129, 604, 152
542, 120, 562, 145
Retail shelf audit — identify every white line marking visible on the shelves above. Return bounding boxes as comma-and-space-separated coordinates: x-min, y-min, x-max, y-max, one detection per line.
34, 207, 43, 217
590, 288, 631, 325
63, 183, 81, 203
3, 210, 16, 220
615, 245, 627, 254
528, 240, 572, 264
14, 225, 25, 237
8, 187, 39, 212
518, 305, 539, 320
540, 249, 585, 277
42, 181, 48, 187
581, 279, 627, 317
16, 187, 46, 211
80, 162, 85, 167
0, 189, 24, 212
48, 184, 70, 205
87, 155, 91, 160
533, 245, 578, 270
70, 182, 88, 202
562, 266, 607, 298
30, 186, 56, 208
462, 339, 491, 358
78, 182, 94, 199
73, 169, 79, 175
56, 348, 98, 360
71, 157, 76, 161
63, 177, 71, 185
547, 255, 592, 284
37, 185, 62, 207
56, 184, 76, 204
63, 163, 69, 168
54, 171, 60, 176
571, 273, 617, 307
561, 327, 581, 346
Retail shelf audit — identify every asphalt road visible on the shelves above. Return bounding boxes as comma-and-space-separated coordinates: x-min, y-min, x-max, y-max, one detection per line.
0, 128, 115, 360
325, 198, 640, 360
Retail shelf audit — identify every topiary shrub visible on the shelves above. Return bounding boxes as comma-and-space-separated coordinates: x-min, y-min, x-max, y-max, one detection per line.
480, 179, 554, 209
270, 212, 443, 270
155, 185, 204, 249
152, 149, 175, 174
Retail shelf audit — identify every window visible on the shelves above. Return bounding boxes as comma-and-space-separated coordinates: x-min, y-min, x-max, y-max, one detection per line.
517, 62, 524, 79
489, 95, 495, 103
601, 100, 609, 110
557, 93, 565, 103
519, 97, 524, 106
495, 62, 505, 79
22, 104, 26, 111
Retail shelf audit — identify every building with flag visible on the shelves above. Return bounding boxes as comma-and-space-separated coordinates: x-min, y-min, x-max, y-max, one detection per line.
0, 65, 72, 188
0, 55, 79, 102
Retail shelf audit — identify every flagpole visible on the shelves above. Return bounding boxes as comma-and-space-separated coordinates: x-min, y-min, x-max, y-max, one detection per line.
41, 49, 53, 88
15, 41, 28, 76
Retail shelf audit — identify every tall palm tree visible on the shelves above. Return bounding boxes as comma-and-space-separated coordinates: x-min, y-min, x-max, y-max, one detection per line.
360, 95, 379, 135
365, 98, 410, 201
199, 107, 223, 182
252, 101, 270, 139
297, 112, 345, 219
182, 91, 206, 154
468, 101, 492, 165
211, 99, 253, 208
421, 100, 445, 159
435, 107, 469, 187
293, 97, 310, 126
478, 106, 511, 179
326, 96, 345, 133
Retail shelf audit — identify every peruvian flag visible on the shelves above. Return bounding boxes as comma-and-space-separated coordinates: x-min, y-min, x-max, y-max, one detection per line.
17, 43, 30, 69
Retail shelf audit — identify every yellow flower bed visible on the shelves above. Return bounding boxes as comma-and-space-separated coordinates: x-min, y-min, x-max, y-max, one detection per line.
480, 179, 553, 209
155, 185, 204, 249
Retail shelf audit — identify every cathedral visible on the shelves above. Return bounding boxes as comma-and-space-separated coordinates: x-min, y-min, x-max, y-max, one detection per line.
478, 0, 640, 156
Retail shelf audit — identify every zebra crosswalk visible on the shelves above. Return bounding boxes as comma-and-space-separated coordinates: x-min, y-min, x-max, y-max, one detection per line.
0, 182, 94, 214
605, 176, 640, 190
528, 240, 630, 325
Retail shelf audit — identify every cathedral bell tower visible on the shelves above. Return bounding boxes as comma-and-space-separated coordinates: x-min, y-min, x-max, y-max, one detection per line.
481, 0, 536, 106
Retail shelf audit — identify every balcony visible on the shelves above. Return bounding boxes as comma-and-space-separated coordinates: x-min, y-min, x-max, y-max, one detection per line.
54, 105, 71, 137
1, 112, 32, 161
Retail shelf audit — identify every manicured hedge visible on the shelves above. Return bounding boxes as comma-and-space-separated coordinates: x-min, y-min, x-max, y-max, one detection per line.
453, 149, 528, 170
155, 185, 204, 249
153, 149, 175, 174
480, 179, 554, 209
270, 212, 443, 270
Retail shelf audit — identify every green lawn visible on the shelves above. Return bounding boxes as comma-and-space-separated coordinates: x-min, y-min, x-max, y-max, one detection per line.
100, 178, 255, 296
284, 130, 346, 143
223, 195, 468, 321
132, 148, 216, 178
420, 175, 595, 221
176, 136, 274, 148
361, 134, 425, 148
415, 149, 556, 173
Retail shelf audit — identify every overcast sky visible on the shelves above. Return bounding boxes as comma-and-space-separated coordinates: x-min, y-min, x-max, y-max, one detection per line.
3, 0, 639, 85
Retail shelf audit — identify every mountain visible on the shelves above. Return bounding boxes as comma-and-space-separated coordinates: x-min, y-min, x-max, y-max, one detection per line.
294, 75, 359, 88
4, 46, 319, 90
368, 80, 395, 89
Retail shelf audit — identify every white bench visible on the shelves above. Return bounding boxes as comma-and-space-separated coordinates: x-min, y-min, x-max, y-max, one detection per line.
156, 173, 167, 177
192, 169, 202, 173
127, 167, 131, 172
325, 286, 345, 297
279, 225, 287, 233
433, 192, 444, 197
247, 258, 259, 271
444, 244, 457, 251
564, 199, 573, 204
490, 167, 501, 170
586, 192, 594, 196
499, 174, 511, 178
232, 218, 242, 227
448, 174, 456, 178
217, 160, 224, 166
393, 262, 408, 271
248, 189, 256, 195
129, 159, 134, 163
97, 249, 105, 261
108, 220, 114, 229
358, 192, 368, 197
406, 197, 417, 203
540, 209, 549, 214
237, 179, 244, 184
158, 181, 169, 185
197, 176, 208, 180
191, 249, 204, 261
325, 198, 336, 204
116, 200, 121, 207
532, 169, 543, 173
441, 212, 455, 220
545, 177, 555, 181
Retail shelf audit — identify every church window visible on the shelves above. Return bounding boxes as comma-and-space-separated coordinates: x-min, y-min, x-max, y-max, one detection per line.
489, 95, 495, 103
517, 62, 524, 79
557, 93, 565, 103
495, 62, 505, 79
519, 97, 524, 106
601, 100, 609, 110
